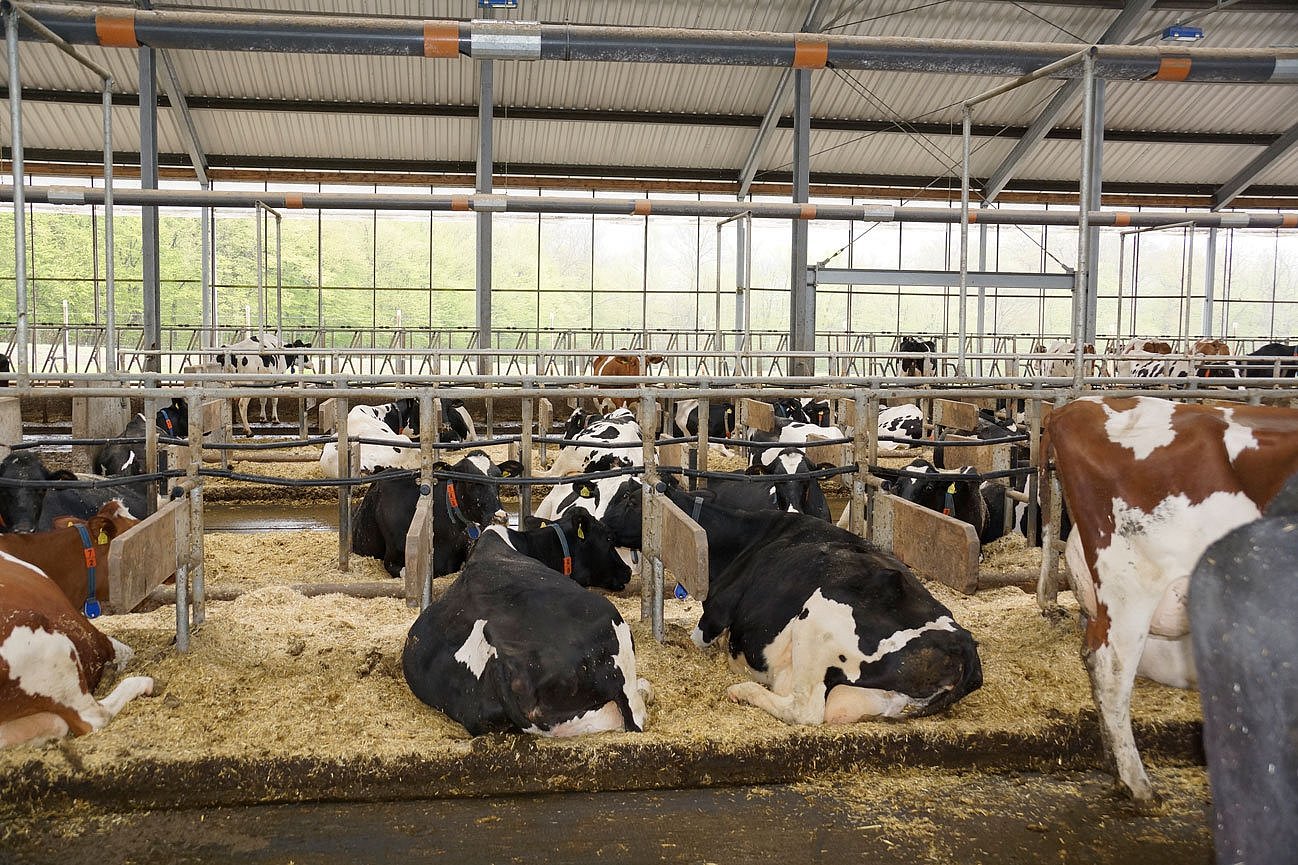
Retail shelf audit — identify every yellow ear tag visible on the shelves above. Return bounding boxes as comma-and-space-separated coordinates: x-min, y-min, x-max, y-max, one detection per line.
97, 530, 109, 545
947, 483, 957, 495
579, 487, 593, 498
577, 525, 585, 540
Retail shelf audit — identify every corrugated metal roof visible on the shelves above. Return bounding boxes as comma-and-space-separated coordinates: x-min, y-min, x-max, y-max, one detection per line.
7, 0, 1298, 195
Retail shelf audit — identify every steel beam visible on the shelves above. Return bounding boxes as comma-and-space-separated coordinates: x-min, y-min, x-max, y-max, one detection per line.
1212, 120, 1298, 210
8, 6, 1298, 81
476, 55, 493, 376
789, 69, 813, 377
1084, 78, 1105, 344
139, 41, 160, 374
156, 48, 207, 184
982, 0, 1154, 203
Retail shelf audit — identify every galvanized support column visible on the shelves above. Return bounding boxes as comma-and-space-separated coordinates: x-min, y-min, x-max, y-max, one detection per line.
418, 394, 436, 609
638, 394, 663, 641
6, 7, 27, 381
475, 54, 494, 377
1084, 78, 1105, 345
958, 106, 972, 376
519, 393, 533, 521
1203, 226, 1218, 336
735, 216, 750, 337
789, 69, 813, 377
186, 391, 205, 630
139, 43, 161, 373
1072, 51, 1097, 390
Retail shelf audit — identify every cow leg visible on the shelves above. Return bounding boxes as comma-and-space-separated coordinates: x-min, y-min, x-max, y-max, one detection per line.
724, 615, 833, 725
0, 712, 70, 748
1084, 594, 1161, 801
236, 397, 253, 437
268, 397, 282, 425
88, 676, 155, 726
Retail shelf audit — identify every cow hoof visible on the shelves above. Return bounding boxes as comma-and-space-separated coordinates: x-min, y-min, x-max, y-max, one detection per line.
637, 678, 655, 705
726, 683, 760, 705
1039, 603, 1069, 625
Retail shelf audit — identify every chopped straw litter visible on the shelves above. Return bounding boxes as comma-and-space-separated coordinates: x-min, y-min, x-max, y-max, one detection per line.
0, 527, 1200, 776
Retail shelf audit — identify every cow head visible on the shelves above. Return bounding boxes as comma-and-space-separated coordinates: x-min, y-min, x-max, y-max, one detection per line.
436, 451, 523, 531
439, 399, 472, 441
844, 561, 983, 717
0, 452, 75, 533
597, 479, 653, 549
284, 339, 314, 372
746, 449, 826, 516
549, 508, 631, 591
155, 397, 189, 439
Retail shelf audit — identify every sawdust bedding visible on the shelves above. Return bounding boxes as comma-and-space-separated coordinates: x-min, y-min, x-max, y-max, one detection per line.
0, 527, 1199, 776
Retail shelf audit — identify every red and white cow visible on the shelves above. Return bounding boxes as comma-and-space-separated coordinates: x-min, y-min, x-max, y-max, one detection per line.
1042, 396, 1298, 799
590, 353, 664, 412
1, 550, 153, 748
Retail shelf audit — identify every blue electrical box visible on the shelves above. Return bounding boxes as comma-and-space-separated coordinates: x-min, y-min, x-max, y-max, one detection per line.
478, 0, 519, 7
1161, 24, 1204, 42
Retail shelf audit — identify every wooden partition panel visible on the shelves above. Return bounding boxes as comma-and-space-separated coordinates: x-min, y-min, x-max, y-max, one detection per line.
660, 495, 708, 601
107, 497, 191, 614
872, 492, 979, 594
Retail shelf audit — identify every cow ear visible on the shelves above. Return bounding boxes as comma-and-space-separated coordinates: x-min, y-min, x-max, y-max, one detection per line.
575, 480, 597, 499
522, 515, 548, 530
745, 464, 768, 476
496, 460, 524, 479
571, 508, 592, 540
87, 515, 121, 545
430, 461, 451, 475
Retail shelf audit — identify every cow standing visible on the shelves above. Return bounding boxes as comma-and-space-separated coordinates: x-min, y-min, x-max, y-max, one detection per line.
1190, 472, 1298, 865
218, 333, 313, 437
402, 530, 651, 737
1243, 341, 1298, 378
602, 482, 982, 725
590, 352, 664, 412
898, 337, 937, 377
1044, 396, 1298, 800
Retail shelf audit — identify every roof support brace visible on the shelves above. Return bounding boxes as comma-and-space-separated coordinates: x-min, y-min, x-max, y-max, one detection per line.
155, 48, 207, 185
1212, 120, 1298, 210
981, 0, 1154, 203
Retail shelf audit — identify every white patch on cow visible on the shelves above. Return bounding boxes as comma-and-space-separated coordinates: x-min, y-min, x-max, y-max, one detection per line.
453, 619, 497, 679
466, 454, 492, 477
1219, 408, 1259, 462
1099, 396, 1177, 460
674, 399, 698, 437
861, 616, 957, 665
777, 452, 803, 477
0, 626, 89, 709
612, 617, 648, 731
824, 685, 925, 722
120, 451, 136, 471
525, 701, 626, 738
0, 550, 49, 578
482, 524, 516, 551
107, 636, 134, 671
106, 499, 133, 520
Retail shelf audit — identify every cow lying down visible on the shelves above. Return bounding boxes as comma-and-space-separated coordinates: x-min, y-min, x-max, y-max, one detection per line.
602, 481, 982, 725
402, 524, 650, 737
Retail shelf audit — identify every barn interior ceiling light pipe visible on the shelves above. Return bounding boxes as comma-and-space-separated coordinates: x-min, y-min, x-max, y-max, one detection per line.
4, 3, 1297, 82
6, 185, 1296, 230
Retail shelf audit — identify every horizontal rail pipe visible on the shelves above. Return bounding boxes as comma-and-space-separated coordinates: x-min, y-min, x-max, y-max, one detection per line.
6, 185, 1298, 228
8, 5, 1298, 82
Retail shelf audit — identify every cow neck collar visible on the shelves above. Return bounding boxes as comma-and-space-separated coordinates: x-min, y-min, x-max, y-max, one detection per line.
690, 496, 704, 522
442, 481, 481, 540
73, 523, 102, 619
551, 524, 573, 576
157, 406, 178, 437
943, 482, 957, 517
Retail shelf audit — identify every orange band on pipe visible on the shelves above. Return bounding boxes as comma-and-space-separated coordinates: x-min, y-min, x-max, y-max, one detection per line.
423, 23, 459, 58
792, 40, 829, 69
284, 193, 304, 209
1282, 214, 1298, 228
966, 211, 977, 224
799, 204, 817, 220
95, 12, 138, 48
1153, 56, 1192, 81
633, 200, 652, 215
1113, 212, 1131, 227
451, 196, 472, 211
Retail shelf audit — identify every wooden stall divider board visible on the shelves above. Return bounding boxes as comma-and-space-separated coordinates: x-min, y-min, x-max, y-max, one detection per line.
838, 399, 857, 429
804, 433, 848, 474
931, 399, 980, 433
740, 398, 776, 433
937, 435, 1013, 477
71, 390, 131, 470
659, 495, 708, 601
200, 399, 224, 436
107, 497, 191, 614
0, 397, 20, 458
657, 442, 686, 472
316, 398, 337, 432
404, 494, 435, 607
872, 492, 979, 594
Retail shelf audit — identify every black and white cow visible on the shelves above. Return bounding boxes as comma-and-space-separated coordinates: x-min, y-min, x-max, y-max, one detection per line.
0, 353, 11, 386
320, 398, 424, 476
877, 403, 924, 451
772, 397, 832, 427
351, 451, 522, 578
546, 407, 643, 478
94, 398, 189, 478
932, 408, 1022, 470
0, 453, 145, 533
1190, 472, 1298, 865
535, 452, 635, 522
747, 421, 846, 470
708, 448, 830, 520
898, 337, 938, 377
480, 508, 631, 591
673, 399, 738, 457
1243, 342, 1298, 378
601, 482, 982, 725
218, 333, 313, 436
886, 459, 988, 540
402, 530, 651, 737
977, 462, 1071, 547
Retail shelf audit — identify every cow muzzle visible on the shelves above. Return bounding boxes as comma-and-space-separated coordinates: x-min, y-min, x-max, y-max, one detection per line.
492, 509, 509, 525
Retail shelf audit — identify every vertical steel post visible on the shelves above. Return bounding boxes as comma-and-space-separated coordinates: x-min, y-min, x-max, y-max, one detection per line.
200, 188, 212, 348
1072, 51, 1096, 391
639, 394, 662, 637
958, 105, 972, 376
101, 79, 118, 374
1085, 79, 1105, 345
7, 8, 27, 380
187, 391, 205, 629
1204, 226, 1218, 336
789, 69, 813, 377
520, 393, 533, 521
276, 213, 283, 338
336, 393, 350, 571
139, 44, 161, 373
475, 52, 494, 377
255, 204, 265, 338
